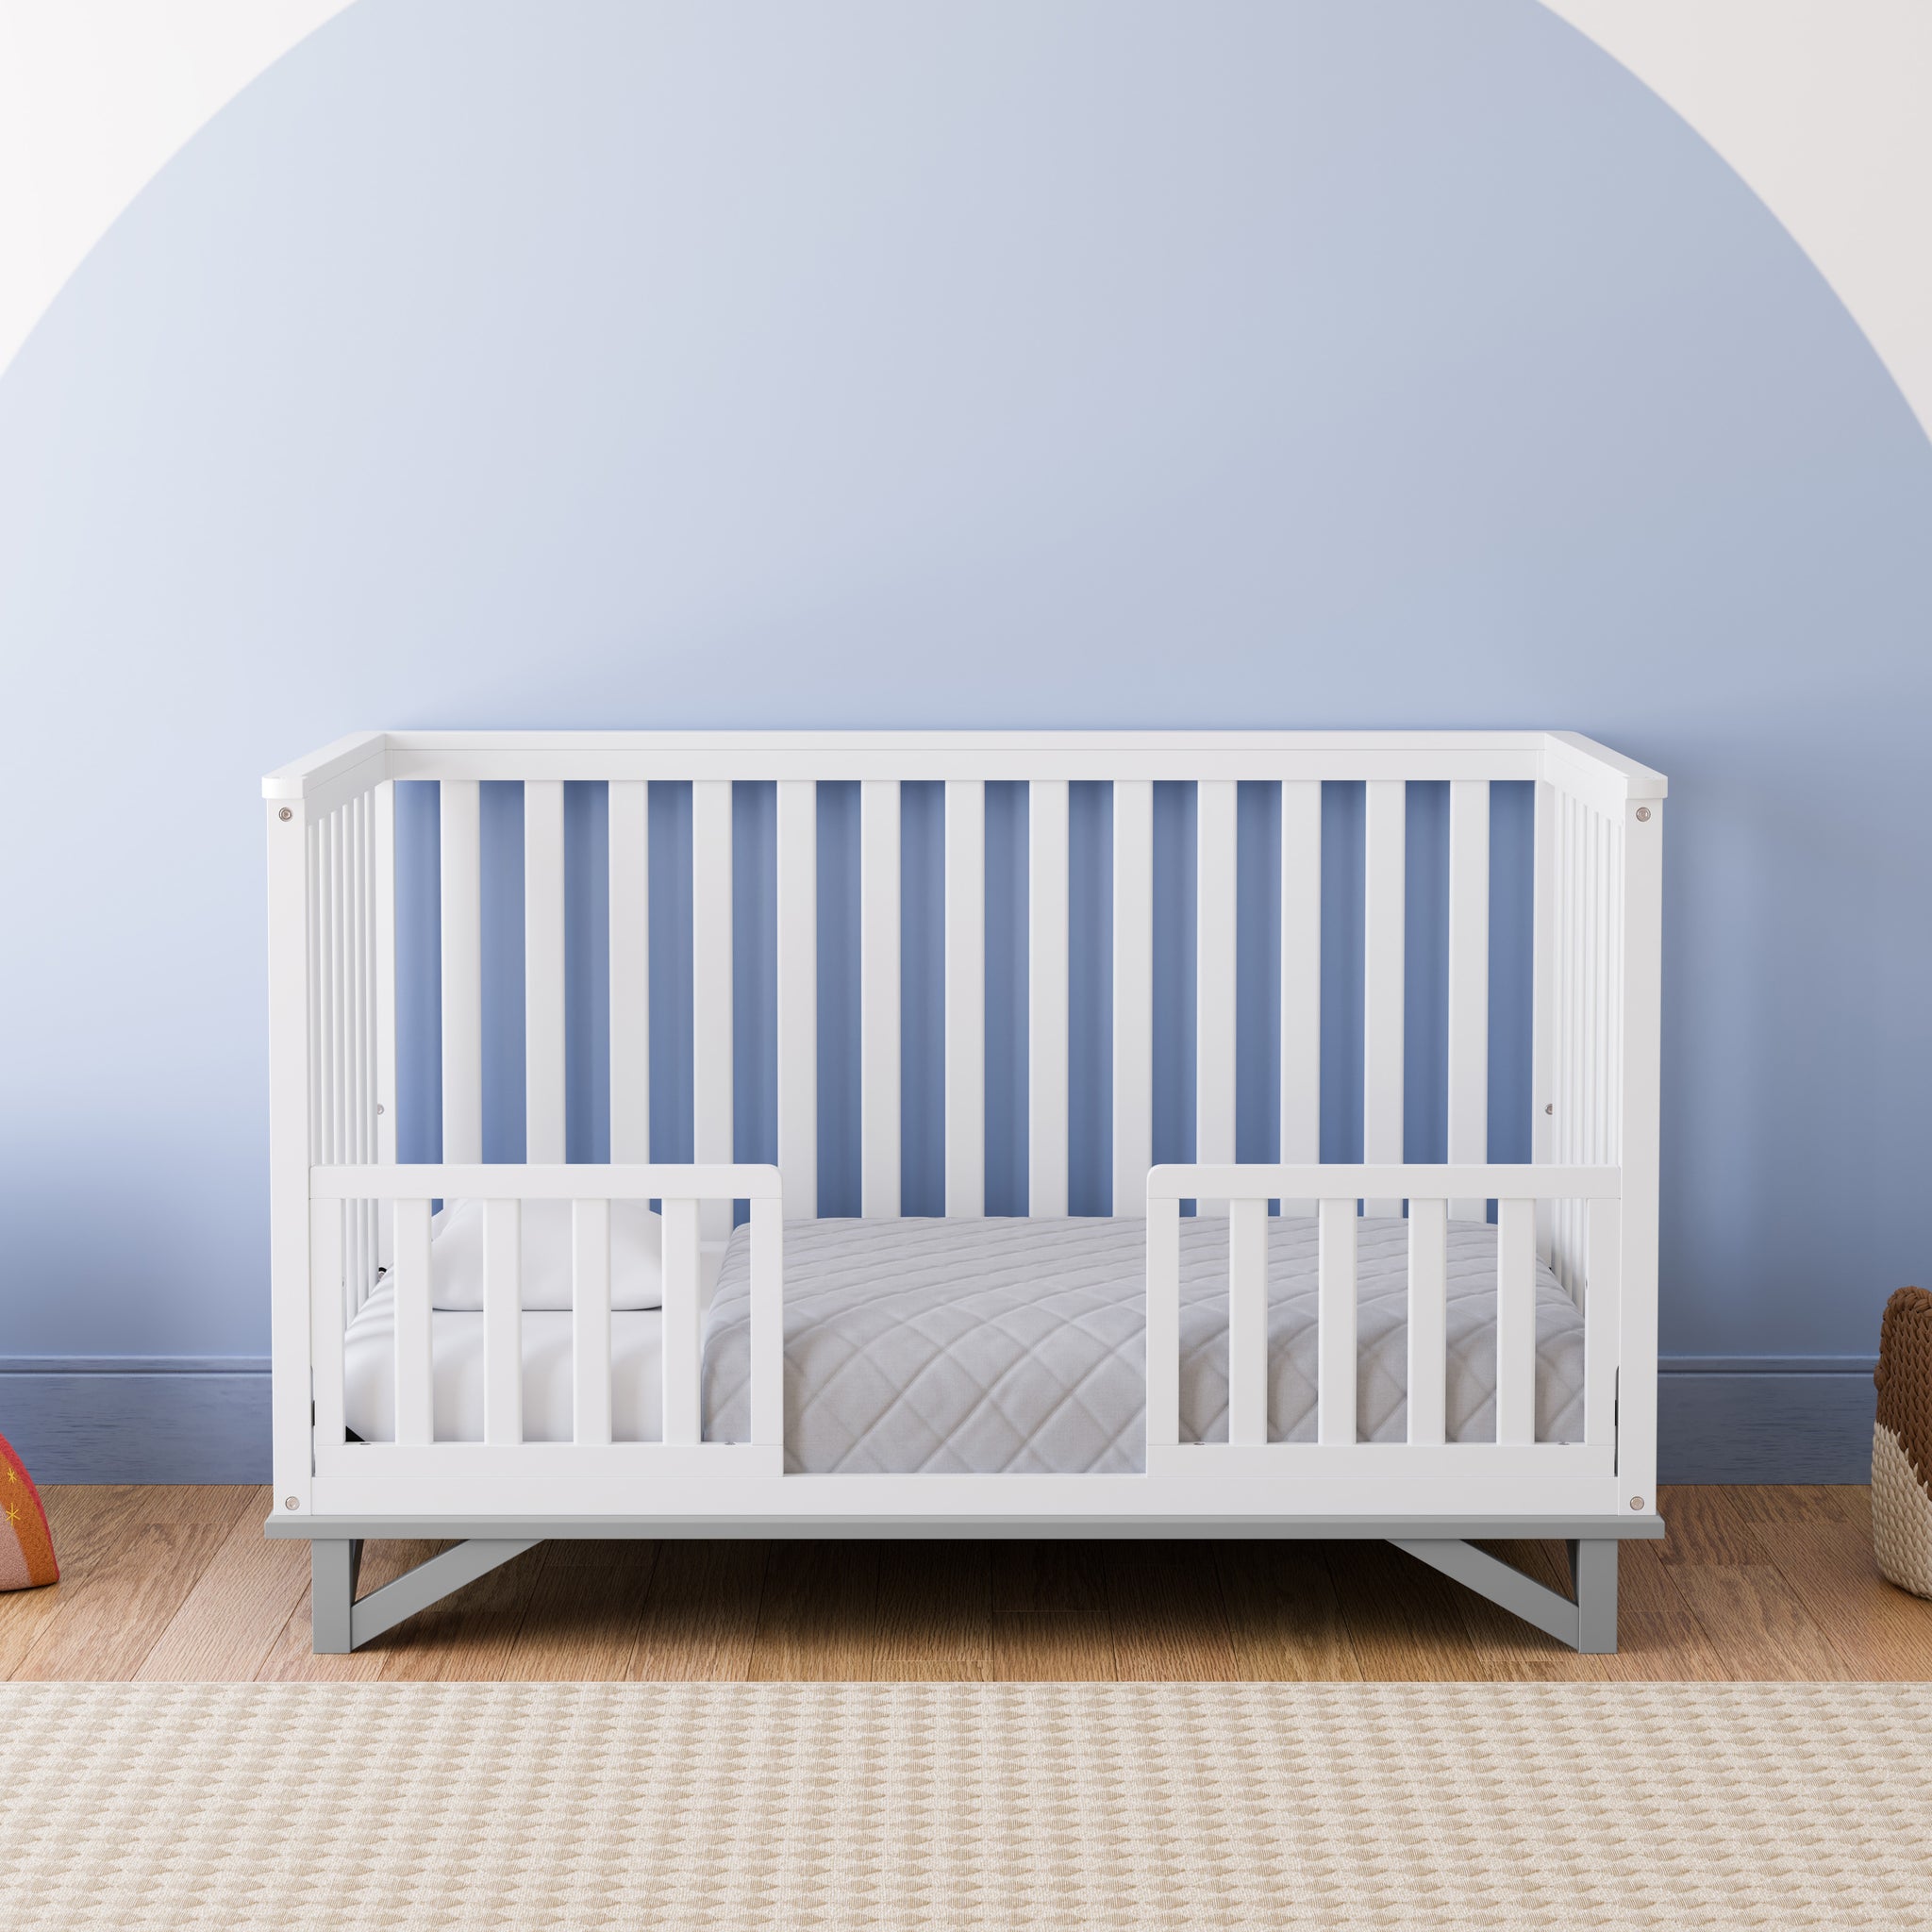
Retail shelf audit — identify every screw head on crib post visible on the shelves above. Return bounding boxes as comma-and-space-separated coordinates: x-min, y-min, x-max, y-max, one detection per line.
277, 807, 292, 821
1635, 807, 1651, 822
285, 1497, 299, 1510
1630, 1496, 1644, 1510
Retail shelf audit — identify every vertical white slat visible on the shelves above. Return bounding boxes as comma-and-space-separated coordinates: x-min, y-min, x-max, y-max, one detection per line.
1584, 1196, 1622, 1451
860, 779, 901, 1218
525, 778, 567, 1164
354, 795, 375, 1301
1227, 1194, 1268, 1447
572, 1198, 612, 1446
268, 796, 314, 1513
1405, 1195, 1448, 1446
944, 778, 986, 1217
776, 780, 818, 1219
1145, 1195, 1181, 1447
342, 799, 361, 1307
321, 813, 341, 1324
373, 779, 398, 1273
1530, 776, 1557, 1262
439, 778, 482, 1165
661, 1196, 702, 1446
1279, 780, 1322, 1212
1195, 778, 1238, 1218
1317, 1197, 1358, 1446
1446, 779, 1490, 1223
691, 780, 734, 1244
1618, 794, 1664, 1511
1028, 778, 1070, 1218
1362, 779, 1405, 1216
1495, 1196, 1538, 1445
483, 1198, 522, 1445
608, 780, 651, 1164
392, 1196, 434, 1446
310, 1199, 344, 1451
1111, 778, 1154, 1219
749, 1197, 785, 1458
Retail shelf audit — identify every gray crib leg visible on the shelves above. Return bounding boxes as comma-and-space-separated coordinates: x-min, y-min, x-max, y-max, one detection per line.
311, 1539, 364, 1655
1569, 1539, 1619, 1655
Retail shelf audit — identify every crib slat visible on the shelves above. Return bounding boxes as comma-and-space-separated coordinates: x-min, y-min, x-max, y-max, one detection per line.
776, 780, 817, 1218
310, 1200, 344, 1449
1028, 777, 1069, 1218
1446, 779, 1489, 1222
525, 778, 567, 1164
1227, 1194, 1268, 1448
481, 1199, 522, 1445
1405, 1195, 1448, 1446
1196, 779, 1237, 1216
1362, 779, 1405, 1215
1279, 780, 1321, 1211
1584, 1196, 1621, 1449
860, 779, 901, 1217
691, 780, 733, 1242
1496, 1196, 1537, 1445
608, 780, 650, 1165
374, 781, 397, 1269
1317, 1198, 1357, 1446
1111, 777, 1154, 1217
944, 778, 985, 1217
1531, 777, 1557, 1262
1145, 1195, 1181, 1447
439, 779, 483, 1164
661, 1196, 702, 1446
749, 1198, 784, 1454
572, 1199, 612, 1445
393, 1196, 434, 1446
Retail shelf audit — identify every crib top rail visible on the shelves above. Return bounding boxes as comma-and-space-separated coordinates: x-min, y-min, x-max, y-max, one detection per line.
263, 728, 1667, 814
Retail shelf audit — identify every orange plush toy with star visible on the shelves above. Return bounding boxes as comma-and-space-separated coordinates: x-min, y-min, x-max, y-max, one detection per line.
0, 1430, 58, 1590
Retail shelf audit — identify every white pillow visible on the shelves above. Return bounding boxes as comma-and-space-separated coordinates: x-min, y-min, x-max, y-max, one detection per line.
429, 1197, 663, 1310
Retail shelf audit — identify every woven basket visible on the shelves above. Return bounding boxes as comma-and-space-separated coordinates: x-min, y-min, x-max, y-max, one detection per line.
1873, 1286, 1932, 1598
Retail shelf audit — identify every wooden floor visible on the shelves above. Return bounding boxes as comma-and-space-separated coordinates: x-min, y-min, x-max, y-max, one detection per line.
3, 1485, 1927, 1682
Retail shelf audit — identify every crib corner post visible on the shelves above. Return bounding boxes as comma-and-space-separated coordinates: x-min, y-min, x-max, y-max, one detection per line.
311, 1539, 364, 1654
1570, 1539, 1618, 1654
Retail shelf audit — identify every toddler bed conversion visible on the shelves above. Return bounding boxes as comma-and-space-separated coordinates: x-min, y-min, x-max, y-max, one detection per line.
262, 730, 1665, 1654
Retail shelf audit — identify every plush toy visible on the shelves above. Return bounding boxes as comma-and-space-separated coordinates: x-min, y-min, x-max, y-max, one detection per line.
1873, 1286, 1932, 1598
0, 1430, 58, 1590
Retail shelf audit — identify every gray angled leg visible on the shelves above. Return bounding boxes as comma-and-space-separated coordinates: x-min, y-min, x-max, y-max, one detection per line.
1391, 1537, 1618, 1653
1569, 1539, 1619, 1654
311, 1540, 364, 1655
344, 1539, 540, 1651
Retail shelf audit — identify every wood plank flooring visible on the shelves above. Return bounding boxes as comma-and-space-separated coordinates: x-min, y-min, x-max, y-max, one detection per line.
4, 1485, 1928, 1681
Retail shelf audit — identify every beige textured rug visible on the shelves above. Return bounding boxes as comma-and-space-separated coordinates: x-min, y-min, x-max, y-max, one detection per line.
2, 1681, 1928, 1928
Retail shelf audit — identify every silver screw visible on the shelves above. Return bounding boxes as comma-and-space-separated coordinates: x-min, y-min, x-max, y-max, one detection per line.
277, 807, 292, 822
1629, 1496, 1644, 1511
285, 1496, 299, 1510
1545, 1103, 1554, 1115
375, 1103, 385, 1116
1635, 807, 1651, 823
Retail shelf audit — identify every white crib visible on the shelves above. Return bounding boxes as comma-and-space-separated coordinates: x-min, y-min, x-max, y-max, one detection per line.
261, 730, 1665, 1653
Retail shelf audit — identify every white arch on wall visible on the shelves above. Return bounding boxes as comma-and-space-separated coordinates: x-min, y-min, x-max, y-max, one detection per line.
0, 0, 1928, 446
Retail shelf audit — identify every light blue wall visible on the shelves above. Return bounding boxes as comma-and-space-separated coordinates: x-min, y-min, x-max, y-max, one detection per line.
1, 3, 1928, 1467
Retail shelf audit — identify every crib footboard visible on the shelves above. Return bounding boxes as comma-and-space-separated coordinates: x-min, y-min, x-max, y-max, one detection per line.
284, 1162, 783, 1520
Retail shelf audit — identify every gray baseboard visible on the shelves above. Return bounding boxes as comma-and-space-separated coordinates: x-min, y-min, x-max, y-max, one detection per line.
0, 1355, 1881, 1486
1657, 1364, 1875, 1484
0, 1360, 270, 1483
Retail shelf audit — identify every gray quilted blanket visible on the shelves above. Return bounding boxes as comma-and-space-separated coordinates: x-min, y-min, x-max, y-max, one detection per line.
702, 1216, 1586, 1474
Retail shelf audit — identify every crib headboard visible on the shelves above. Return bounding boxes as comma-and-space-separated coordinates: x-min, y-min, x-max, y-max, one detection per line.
264, 730, 1665, 1300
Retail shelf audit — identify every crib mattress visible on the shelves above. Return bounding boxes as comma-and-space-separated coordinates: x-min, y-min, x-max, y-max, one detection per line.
342, 1214, 1586, 1465
704, 1215, 1586, 1473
